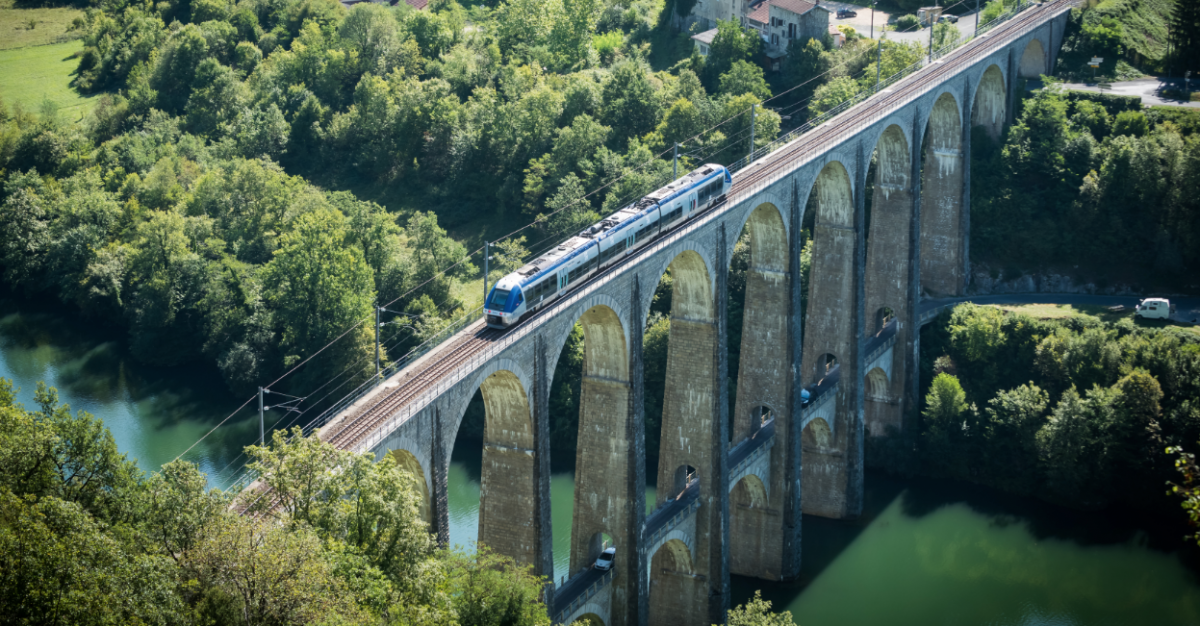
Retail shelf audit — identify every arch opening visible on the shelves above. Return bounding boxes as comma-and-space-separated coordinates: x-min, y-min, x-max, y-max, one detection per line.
874, 307, 895, 334
586, 531, 615, 565
865, 367, 889, 400
814, 352, 839, 383
971, 64, 1007, 142
648, 537, 697, 626
576, 613, 606, 626
802, 417, 833, 449
731, 474, 768, 509
671, 464, 698, 497
1019, 39, 1046, 78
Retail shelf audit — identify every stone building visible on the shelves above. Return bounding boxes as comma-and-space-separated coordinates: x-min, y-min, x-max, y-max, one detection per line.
690, 0, 830, 69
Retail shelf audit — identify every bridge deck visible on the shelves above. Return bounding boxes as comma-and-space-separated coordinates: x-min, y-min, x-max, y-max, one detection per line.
309, 0, 1070, 457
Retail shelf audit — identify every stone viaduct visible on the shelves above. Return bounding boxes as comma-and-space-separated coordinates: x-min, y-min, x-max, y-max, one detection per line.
315, 4, 1071, 625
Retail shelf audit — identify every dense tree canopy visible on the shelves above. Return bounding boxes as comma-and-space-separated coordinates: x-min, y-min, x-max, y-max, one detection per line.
0, 380, 550, 626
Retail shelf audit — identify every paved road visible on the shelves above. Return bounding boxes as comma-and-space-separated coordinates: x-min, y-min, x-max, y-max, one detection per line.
826, 2, 981, 45
1041, 78, 1200, 108
921, 294, 1200, 325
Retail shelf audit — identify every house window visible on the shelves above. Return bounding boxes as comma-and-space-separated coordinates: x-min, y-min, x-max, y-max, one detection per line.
700, 43, 708, 55
789, 22, 796, 38
771, 33, 778, 44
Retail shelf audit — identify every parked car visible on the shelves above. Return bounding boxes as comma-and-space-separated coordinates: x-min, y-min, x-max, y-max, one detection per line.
594, 546, 616, 571
837, 8, 857, 18
938, 14, 959, 23
1135, 298, 1175, 320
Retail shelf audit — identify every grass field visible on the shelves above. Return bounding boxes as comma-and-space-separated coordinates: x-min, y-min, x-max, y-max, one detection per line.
993, 303, 1200, 337
0, 39, 97, 122
0, 0, 83, 50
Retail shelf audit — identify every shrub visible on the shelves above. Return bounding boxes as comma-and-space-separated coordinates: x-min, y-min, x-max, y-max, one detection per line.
894, 14, 920, 31
1112, 109, 1148, 136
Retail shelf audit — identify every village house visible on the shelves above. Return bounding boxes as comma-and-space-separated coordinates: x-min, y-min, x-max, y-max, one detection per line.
690, 0, 831, 70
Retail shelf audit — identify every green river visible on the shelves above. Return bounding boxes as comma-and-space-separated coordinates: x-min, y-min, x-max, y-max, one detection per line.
3, 293, 1200, 625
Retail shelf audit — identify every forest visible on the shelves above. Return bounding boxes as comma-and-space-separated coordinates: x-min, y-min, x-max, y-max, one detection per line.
872, 302, 1200, 532
970, 81, 1200, 288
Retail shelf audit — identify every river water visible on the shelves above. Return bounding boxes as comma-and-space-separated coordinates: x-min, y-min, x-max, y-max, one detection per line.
3, 295, 1199, 625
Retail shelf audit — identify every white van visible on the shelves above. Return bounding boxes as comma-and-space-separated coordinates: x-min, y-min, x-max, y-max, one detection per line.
1135, 298, 1175, 320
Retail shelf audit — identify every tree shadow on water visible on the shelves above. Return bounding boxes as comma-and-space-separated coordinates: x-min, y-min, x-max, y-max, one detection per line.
895, 471, 1200, 567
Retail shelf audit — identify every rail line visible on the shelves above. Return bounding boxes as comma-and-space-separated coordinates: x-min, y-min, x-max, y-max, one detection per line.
237, 0, 1068, 513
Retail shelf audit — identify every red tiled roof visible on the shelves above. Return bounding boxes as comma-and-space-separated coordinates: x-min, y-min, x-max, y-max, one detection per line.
747, 0, 820, 24
405, 0, 428, 9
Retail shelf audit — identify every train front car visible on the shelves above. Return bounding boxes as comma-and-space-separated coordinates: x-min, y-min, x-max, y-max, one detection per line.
484, 277, 526, 328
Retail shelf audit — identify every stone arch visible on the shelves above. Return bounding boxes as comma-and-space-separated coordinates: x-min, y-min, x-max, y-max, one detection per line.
873, 306, 896, 334
920, 91, 965, 297
579, 304, 629, 381
586, 530, 616, 563
864, 364, 900, 437
576, 612, 606, 626
648, 538, 697, 626
738, 202, 790, 273
865, 367, 889, 400
664, 250, 714, 323
815, 161, 855, 228
388, 448, 431, 527
731, 474, 768, 509
545, 293, 629, 382
668, 463, 699, 497
476, 369, 539, 567
802, 417, 833, 449
811, 352, 839, 384
641, 241, 714, 322
1019, 38, 1046, 78
971, 64, 1007, 142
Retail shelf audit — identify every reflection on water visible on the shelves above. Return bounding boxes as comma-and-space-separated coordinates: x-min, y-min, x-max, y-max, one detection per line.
0, 292, 266, 487
734, 472, 1200, 626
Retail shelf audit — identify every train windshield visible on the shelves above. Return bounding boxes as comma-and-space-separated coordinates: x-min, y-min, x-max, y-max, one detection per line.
487, 288, 511, 310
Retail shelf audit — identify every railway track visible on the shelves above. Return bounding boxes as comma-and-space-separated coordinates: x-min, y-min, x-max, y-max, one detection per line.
238, 0, 1068, 513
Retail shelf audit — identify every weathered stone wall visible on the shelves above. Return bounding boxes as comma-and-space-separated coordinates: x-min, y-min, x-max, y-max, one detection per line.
864, 125, 912, 436
479, 370, 538, 567
920, 92, 964, 297
571, 305, 637, 624
730, 203, 791, 578
800, 161, 858, 519
647, 539, 706, 626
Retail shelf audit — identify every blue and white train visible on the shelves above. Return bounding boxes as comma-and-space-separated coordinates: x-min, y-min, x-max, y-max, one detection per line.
485, 164, 732, 329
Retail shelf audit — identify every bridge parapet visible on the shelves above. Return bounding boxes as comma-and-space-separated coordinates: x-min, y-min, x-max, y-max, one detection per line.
553, 566, 615, 626
728, 420, 775, 497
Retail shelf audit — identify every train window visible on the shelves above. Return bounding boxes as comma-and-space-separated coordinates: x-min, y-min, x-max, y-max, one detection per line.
488, 289, 510, 309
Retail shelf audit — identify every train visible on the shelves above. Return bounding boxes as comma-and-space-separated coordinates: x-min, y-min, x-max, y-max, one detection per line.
485, 163, 733, 329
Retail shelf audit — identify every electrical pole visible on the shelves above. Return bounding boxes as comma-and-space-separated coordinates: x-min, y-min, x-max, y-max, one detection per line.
929, 16, 935, 61
974, 0, 979, 36
673, 142, 678, 179
483, 241, 489, 306
869, 1, 875, 40
375, 306, 382, 376
875, 33, 883, 92
749, 104, 756, 158
258, 386, 265, 446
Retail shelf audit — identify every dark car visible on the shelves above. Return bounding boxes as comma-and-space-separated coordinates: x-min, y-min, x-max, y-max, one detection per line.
938, 14, 959, 23
836, 8, 857, 18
